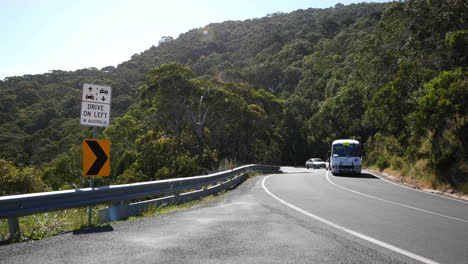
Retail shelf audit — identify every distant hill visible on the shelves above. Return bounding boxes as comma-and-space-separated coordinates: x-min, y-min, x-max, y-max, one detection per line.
1, 0, 466, 193
0, 2, 387, 165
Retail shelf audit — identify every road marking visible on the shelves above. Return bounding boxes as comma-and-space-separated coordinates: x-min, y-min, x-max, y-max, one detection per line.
261, 175, 440, 264
364, 170, 468, 204
325, 172, 468, 223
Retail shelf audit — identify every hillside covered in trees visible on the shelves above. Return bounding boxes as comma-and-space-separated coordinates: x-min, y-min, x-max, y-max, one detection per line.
0, 0, 467, 195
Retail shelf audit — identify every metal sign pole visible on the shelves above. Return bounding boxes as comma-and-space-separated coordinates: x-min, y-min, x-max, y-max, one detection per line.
88, 126, 97, 226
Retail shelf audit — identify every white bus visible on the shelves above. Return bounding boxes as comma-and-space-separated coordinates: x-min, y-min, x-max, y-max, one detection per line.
328, 139, 362, 175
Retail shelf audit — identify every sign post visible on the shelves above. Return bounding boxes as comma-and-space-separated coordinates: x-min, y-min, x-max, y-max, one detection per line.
80, 84, 112, 225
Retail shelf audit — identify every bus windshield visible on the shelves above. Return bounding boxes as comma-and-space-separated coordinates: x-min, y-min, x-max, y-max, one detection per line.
332, 143, 360, 157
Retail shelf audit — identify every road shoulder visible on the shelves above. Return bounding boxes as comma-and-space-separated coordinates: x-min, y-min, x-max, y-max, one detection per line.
364, 168, 468, 202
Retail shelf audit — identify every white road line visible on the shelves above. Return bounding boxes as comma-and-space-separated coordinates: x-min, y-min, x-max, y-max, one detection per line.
363, 170, 468, 204
261, 175, 440, 264
326, 172, 468, 223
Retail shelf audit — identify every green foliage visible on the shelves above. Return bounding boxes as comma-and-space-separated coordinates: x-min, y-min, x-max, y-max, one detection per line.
115, 167, 148, 184
132, 130, 212, 180
390, 157, 403, 170
0, 159, 48, 195
0, 1, 467, 193
412, 69, 467, 133
217, 158, 239, 171
365, 134, 406, 172
427, 150, 455, 171
376, 156, 389, 171
103, 115, 141, 176
0, 68, 140, 167
111, 63, 282, 183
40, 145, 83, 190
446, 29, 468, 66
0, 207, 103, 242
364, 62, 435, 135
409, 68, 467, 168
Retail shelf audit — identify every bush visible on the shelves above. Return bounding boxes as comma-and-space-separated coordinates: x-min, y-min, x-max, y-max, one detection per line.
376, 156, 389, 171
390, 157, 403, 170
0, 159, 48, 195
40, 145, 82, 190
154, 167, 172, 180
115, 167, 149, 184
218, 158, 238, 171
364, 150, 379, 166
427, 151, 455, 171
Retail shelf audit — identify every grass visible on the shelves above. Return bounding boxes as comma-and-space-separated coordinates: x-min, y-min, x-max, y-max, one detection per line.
364, 164, 379, 171
0, 205, 107, 243
365, 160, 466, 194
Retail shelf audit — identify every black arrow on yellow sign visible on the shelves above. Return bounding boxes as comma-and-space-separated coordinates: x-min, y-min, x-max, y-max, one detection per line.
83, 139, 110, 177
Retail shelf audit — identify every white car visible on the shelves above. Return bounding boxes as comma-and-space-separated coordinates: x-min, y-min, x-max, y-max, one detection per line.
305, 158, 326, 169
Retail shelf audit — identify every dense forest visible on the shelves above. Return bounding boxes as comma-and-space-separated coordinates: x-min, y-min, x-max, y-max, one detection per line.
0, 0, 467, 195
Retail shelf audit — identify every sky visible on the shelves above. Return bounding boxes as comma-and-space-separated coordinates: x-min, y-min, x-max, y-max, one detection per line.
0, 0, 392, 80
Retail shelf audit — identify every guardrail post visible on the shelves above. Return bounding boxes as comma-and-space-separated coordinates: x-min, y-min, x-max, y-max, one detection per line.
8, 217, 20, 240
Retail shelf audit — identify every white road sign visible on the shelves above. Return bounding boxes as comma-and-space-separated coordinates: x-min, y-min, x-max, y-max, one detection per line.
80, 84, 112, 127
82, 84, 112, 103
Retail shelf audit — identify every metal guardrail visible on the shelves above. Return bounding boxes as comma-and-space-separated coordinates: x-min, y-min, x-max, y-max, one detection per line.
98, 167, 256, 223
0, 164, 280, 240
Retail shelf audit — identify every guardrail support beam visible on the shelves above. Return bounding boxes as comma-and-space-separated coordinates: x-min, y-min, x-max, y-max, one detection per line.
8, 217, 20, 241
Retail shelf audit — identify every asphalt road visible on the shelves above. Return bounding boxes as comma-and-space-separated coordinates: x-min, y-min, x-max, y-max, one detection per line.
1, 167, 467, 263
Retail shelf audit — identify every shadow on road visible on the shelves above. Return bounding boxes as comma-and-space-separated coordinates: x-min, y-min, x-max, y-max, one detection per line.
283, 170, 328, 174
73, 225, 114, 235
332, 172, 378, 179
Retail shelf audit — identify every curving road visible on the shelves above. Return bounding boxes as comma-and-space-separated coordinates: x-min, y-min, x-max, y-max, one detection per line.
263, 167, 468, 264
1, 167, 467, 263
